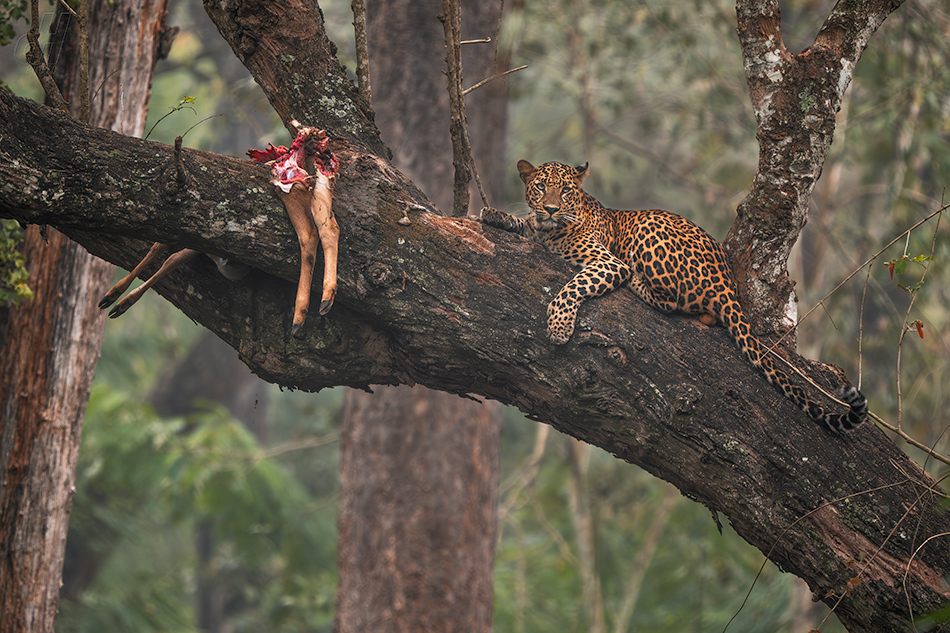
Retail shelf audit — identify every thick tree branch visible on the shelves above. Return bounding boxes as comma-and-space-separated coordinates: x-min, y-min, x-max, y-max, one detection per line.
0, 88, 947, 632
201, 0, 386, 156
725, 0, 905, 343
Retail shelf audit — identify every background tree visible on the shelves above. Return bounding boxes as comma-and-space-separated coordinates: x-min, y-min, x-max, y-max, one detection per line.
334, 2, 506, 631
0, 1, 170, 630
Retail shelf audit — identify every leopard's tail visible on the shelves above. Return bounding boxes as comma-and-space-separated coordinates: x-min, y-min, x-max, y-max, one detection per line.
720, 299, 867, 432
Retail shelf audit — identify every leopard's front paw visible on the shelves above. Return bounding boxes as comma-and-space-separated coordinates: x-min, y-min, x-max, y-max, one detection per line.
546, 302, 576, 345
479, 206, 507, 227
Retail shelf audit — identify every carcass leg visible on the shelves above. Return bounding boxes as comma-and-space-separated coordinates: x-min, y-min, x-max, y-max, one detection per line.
106, 248, 199, 318
310, 178, 338, 316
98, 242, 169, 309
279, 183, 319, 336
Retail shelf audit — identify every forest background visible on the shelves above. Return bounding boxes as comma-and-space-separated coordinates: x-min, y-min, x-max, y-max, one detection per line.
1, 0, 949, 631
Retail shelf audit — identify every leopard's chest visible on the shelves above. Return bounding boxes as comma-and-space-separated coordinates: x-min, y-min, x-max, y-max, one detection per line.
533, 213, 615, 261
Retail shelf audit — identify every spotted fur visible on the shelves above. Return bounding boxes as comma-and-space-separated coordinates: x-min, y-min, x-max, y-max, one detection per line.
480, 160, 866, 432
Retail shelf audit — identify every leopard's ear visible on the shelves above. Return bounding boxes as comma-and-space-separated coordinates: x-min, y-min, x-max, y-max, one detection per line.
574, 162, 589, 182
517, 159, 537, 184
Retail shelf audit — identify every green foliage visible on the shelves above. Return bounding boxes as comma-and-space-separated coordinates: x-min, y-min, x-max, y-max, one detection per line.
492, 424, 835, 632
60, 380, 338, 633
0, 0, 27, 47
0, 219, 32, 306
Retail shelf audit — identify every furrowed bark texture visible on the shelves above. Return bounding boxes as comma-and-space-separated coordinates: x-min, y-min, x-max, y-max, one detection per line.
0, 227, 112, 633
1, 86, 948, 633
0, 1, 168, 630
337, 386, 499, 632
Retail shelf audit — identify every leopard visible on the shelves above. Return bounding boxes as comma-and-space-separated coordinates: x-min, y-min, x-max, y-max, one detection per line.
479, 160, 867, 432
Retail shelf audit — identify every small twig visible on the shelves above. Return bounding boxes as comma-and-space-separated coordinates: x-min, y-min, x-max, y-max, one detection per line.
91, 69, 120, 106
893, 208, 941, 431
439, 0, 475, 215
26, 0, 69, 112
462, 64, 527, 96
460, 37, 491, 44
351, 0, 372, 106
75, 0, 89, 122
724, 466, 945, 633
56, 0, 77, 17
492, 0, 506, 68
174, 137, 186, 187
858, 266, 870, 391
722, 479, 910, 633
874, 412, 950, 467
182, 114, 222, 139
144, 99, 198, 141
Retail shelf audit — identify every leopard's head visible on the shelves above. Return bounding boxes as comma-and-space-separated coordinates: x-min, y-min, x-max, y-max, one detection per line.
518, 160, 589, 230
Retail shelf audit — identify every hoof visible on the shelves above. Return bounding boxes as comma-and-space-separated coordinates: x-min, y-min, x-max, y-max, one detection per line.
98, 294, 117, 309
291, 321, 305, 337
318, 298, 333, 315
107, 304, 128, 319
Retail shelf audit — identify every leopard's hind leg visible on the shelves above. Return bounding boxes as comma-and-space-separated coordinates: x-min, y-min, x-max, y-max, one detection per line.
627, 273, 680, 313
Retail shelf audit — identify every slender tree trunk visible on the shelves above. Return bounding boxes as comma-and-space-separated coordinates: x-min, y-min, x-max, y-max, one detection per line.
335, 1, 507, 631
0, 2, 169, 630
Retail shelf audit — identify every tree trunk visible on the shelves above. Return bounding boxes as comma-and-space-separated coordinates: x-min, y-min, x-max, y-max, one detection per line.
335, 2, 505, 631
336, 386, 499, 631
0, 1, 169, 630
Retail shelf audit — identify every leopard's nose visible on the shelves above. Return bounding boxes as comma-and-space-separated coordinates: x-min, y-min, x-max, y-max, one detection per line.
542, 205, 559, 214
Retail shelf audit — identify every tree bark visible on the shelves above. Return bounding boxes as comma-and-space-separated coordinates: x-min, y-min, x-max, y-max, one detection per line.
0, 1, 945, 631
725, 0, 904, 343
335, 2, 504, 632
0, 2, 169, 630
337, 386, 499, 631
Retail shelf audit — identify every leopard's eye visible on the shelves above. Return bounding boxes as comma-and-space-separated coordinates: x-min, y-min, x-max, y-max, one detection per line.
561, 186, 571, 195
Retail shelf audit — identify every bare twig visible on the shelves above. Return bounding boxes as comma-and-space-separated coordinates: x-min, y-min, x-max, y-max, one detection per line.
182, 114, 222, 138
75, 0, 89, 122
461, 64, 527, 96
724, 470, 945, 633
874, 412, 950, 467
858, 265, 870, 391
144, 98, 198, 141
437, 0, 510, 212
56, 0, 77, 17
461, 37, 491, 44
757, 204, 947, 463
439, 0, 475, 215
174, 136, 186, 187
815, 466, 950, 632
351, 0, 372, 106
26, 0, 69, 112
